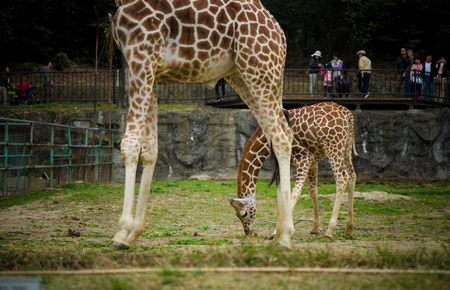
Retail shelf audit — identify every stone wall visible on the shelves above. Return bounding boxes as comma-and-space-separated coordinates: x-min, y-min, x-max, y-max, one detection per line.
149, 106, 450, 181
353, 108, 450, 180
2, 105, 449, 181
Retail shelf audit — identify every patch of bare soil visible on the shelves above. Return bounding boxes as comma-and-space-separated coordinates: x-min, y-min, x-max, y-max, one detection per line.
0, 196, 118, 247
299, 191, 412, 202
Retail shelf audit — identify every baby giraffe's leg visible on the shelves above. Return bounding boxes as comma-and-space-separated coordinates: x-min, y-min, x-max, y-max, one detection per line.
324, 154, 350, 240
307, 162, 322, 234
346, 156, 357, 236
291, 154, 312, 209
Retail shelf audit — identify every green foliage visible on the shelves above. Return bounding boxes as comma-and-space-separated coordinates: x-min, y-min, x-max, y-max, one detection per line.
0, 0, 116, 66
15, 62, 42, 72
52, 52, 74, 71
1, 0, 449, 67
263, 0, 450, 63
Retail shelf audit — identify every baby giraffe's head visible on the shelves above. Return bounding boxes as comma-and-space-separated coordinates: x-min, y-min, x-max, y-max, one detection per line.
230, 195, 256, 236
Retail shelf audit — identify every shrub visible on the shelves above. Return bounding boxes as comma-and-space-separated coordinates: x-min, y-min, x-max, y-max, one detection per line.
52, 52, 74, 71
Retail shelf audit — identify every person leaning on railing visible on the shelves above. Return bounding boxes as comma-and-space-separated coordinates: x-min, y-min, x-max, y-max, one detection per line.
356, 50, 371, 98
0, 67, 10, 104
41, 61, 53, 103
395, 48, 409, 97
404, 49, 414, 97
308, 50, 323, 97
434, 57, 447, 102
410, 58, 423, 99
422, 55, 437, 100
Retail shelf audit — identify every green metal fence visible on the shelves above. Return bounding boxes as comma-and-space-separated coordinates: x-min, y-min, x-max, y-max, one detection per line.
0, 118, 116, 196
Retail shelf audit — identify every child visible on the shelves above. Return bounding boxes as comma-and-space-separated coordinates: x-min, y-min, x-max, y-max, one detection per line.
410, 57, 423, 99
322, 63, 333, 97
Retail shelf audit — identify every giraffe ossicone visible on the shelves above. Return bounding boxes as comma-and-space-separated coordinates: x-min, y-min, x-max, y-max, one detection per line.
232, 102, 357, 240
110, 0, 294, 249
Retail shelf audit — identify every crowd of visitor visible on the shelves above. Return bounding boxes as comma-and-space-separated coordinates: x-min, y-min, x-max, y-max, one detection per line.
1, 50, 448, 105
308, 48, 447, 101
0, 62, 52, 105
395, 48, 447, 101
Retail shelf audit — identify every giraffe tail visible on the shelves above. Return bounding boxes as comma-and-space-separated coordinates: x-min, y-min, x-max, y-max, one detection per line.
269, 109, 291, 187
351, 116, 358, 157
269, 157, 280, 187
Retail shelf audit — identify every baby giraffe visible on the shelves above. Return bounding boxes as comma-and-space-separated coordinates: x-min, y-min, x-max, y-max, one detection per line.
230, 102, 357, 239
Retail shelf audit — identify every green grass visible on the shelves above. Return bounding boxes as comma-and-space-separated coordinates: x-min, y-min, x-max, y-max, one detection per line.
41, 272, 450, 290
0, 190, 56, 210
0, 180, 449, 289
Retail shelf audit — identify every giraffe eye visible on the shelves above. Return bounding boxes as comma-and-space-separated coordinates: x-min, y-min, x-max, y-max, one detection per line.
241, 211, 248, 218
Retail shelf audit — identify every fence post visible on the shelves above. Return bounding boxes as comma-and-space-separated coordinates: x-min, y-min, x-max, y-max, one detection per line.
67, 127, 72, 184
109, 131, 114, 182
120, 67, 129, 108
49, 126, 55, 188
28, 123, 34, 191
2, 122, 9, 195
97, 129, 103, 182
93, 72, 97, 123
84, 128, 89, 183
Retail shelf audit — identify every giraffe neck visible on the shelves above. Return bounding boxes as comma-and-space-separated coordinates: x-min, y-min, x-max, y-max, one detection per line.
237, 127, 272, 198
237, 110, 291, 198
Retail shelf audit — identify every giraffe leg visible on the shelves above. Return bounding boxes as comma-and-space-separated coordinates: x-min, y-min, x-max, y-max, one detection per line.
268, 154, 310, 240
112, 116, 140, 249
291, 155, 311, 209
272, 135, 294, 247
346, 155, 357, 236
226, 73, 294, 247
126, 90, 158, 246
112, 59, 157, 249
307, 162, 323, 235
324, 176, 347, 240
324, 151, 350, 240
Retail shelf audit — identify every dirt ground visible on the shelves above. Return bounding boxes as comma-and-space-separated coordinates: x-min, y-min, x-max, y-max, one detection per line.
0, 182, 448, 289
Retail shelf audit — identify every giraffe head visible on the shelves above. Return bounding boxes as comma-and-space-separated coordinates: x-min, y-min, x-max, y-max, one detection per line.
230, 195, 256, 236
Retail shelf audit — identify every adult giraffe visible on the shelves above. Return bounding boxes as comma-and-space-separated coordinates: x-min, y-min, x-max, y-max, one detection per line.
231, 102, 357, 239
110, 0, 294, 248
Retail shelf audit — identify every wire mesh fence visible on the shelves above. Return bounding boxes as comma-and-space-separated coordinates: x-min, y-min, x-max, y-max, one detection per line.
0, 118, 115, 196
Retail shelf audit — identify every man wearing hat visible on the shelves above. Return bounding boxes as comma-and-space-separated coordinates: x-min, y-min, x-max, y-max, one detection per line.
357, 50, 371, 98
309, 50, 323, 97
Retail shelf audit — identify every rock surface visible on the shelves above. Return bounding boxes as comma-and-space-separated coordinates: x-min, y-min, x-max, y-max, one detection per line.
1, 106, 449, 181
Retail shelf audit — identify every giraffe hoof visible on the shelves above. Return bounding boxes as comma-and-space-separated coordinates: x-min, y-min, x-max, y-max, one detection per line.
310, 228, 323, 235
346, 226, 354, 236
266, 234, 275, 240
111, 240, 130, 250
324, 230, 335, 240
272, 237, 291, 249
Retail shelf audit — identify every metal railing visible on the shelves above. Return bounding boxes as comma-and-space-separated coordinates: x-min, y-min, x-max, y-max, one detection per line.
156, 69, 449, 103
281, 69, 447, 101
0, 118, 116, 196
1, 70, 125, 105
1, 69, 448, 105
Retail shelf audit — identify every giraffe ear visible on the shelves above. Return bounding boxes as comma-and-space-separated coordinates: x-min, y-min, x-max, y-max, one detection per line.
229, 198, 245, 211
